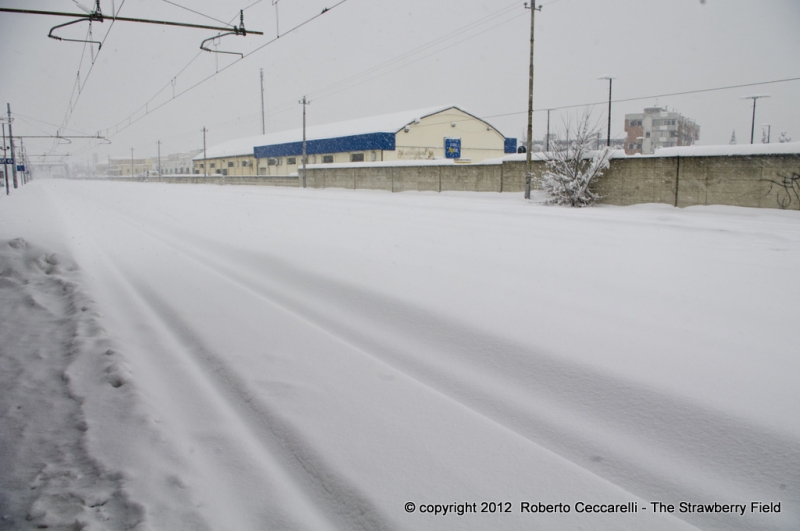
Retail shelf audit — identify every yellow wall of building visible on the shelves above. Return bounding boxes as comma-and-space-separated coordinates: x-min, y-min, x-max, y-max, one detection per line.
388, 107, 506, 162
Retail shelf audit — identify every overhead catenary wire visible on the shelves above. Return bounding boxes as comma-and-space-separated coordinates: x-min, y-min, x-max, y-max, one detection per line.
64, 0, 532, 156
97, 0, 350, 144
54, 0, 129, 153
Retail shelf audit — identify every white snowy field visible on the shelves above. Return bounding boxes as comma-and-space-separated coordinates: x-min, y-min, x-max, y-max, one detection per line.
0, 179, 798, 531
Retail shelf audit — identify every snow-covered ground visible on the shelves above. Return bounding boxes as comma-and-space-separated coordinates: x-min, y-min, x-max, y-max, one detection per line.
0, 179, 798, 531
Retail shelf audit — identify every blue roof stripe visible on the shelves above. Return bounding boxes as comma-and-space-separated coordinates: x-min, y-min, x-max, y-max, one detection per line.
254, 132, 396, 159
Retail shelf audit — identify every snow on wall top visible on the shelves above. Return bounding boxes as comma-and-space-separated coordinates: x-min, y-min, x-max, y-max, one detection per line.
655, 142, 800, 157
195, 105, 463, 161
492, 143, 800, 162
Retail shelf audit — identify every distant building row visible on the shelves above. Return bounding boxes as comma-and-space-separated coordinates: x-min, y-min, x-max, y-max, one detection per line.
624, 107, 700, 155
102, 150, 201, 177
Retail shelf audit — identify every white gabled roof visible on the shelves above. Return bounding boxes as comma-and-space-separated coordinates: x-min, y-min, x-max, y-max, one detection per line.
195, 105, 463, 160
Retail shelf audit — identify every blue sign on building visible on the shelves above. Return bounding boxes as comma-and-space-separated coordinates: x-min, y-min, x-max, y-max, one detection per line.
2, 158, 13, 165
444, 137, 461, 159
17, 165, 25, 172
504, 138, 518, 154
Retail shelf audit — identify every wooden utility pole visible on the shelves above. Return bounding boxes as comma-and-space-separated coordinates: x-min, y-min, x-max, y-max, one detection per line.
524, 3, 541, 200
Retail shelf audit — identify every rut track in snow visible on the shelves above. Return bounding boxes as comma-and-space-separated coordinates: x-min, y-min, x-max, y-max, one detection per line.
63, 186, 799, 531
43, 189, 394, 530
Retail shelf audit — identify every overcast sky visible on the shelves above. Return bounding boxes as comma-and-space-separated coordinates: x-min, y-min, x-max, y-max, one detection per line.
1, 0, 798, 165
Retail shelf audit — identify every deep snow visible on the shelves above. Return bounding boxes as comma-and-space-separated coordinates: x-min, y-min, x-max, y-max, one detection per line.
0, 180, 798, 530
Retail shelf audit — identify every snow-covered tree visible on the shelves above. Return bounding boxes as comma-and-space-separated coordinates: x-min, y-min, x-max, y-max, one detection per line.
779, 132, 792, 143
729, 129, 737, 145
538, 112, 613, 207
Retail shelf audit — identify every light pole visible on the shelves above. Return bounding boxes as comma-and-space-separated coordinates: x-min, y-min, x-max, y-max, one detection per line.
7, 104, 17, 188
523, 2, 542, 200
202, 127, 208, 177
741, 94, 770, 144
260, 68, 266, 135
545, 108, 553, 152
598, 76, 615, 147
1, 121, 8, 194
299, 95, 310, 188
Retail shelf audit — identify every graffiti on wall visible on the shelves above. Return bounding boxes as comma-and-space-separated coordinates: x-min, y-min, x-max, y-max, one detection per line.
761, 171, 800, 210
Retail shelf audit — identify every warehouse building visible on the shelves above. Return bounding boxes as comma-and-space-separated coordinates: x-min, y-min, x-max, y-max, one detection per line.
193, 105, 517, 177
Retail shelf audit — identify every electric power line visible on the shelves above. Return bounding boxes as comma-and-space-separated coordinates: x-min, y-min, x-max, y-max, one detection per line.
482, 76, 800, 121
256, 1, 526, 123
160, 0, 234, 28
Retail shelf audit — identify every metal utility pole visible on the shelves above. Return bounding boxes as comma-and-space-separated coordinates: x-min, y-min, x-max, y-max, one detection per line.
7, 104, 18, 189
741, 94, 770, 144
157, 139, 162, 176
272, 0, 280, 37
545, 108, 552, 152
202, 127, 208, 177
19, 139, 27, 184
130, 147, 134, 177
260, 68, 266, 135
2, 122, 8, 194
299, 95, 309, 188
523, 2, 541, 200
598, 76, 616, 147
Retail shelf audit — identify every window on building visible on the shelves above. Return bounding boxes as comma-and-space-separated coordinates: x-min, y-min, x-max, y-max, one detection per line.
322, 155, 334, 163
210, 163, 215, 168
228, 162, 235, 168
645, 132, 651, 138
242, 160, 249, 167
350, 153, 365, 162
287, 157, 296, 165
268, 158, 281, 166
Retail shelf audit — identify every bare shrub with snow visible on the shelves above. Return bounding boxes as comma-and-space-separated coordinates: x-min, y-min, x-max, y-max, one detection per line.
539, 113, 613, 207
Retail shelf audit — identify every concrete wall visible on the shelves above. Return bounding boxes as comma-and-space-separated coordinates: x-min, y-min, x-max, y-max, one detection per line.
117, 153, 800, 210
595, 154, 800, 209
116, 175, 300, 187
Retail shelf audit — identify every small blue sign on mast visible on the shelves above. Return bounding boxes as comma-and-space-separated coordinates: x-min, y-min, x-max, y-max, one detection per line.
444, 137, 461, 159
